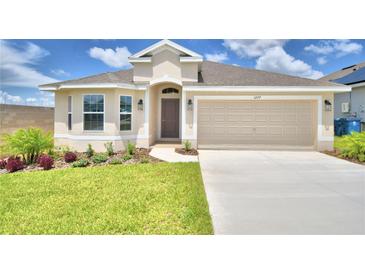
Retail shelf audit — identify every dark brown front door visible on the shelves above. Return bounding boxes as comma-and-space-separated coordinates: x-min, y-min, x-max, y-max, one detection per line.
161, 98, 179, 138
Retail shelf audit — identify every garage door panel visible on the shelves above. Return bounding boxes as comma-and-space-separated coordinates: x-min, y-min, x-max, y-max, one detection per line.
228, 127, 254, 135
269, 114, 284, 122
255, 114, 267, 121
269, 127, 284, 136
242, 114, 255, 121
227, 114, 241, 122
198, 100, 316, 148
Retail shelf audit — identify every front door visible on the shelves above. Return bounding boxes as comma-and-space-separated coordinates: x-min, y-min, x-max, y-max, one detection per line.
161, 98, 180, 138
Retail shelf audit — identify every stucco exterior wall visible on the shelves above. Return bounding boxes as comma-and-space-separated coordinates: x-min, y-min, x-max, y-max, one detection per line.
148, 86, 159, 145
133, 49, 198, 84
152, 50, 181, 81
181, 63, 198, 82
334, 86, 365, 123
133, 63, 152, 83
54, 88, 147, 152
183, 91, 335, 151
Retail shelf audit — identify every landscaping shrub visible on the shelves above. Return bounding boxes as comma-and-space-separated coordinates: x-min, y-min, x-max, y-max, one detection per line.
86, 144, 95, 158
140, 156, 150, 164
104, 142, 114, 156
122, 154, 132, 161
91, 153, 108, 164
55, 145, 70, 154
0, 159, 6, 169
64, 152, 77, 163
72, 159, 89, 168
339, 132, 365, 162
1, 128, 53, 164
183, 140, 192, 151
126, 142, 135, 155
38, 155, 54, 170
109, 158, 123, 165
5, 157, 24, 173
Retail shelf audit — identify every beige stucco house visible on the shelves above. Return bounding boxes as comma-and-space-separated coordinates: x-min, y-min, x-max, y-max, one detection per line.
39, 39, 351, 152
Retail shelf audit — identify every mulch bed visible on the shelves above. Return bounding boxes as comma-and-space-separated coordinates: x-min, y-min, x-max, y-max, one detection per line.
0, 148, 163, 175
322, 150, 365, 166
175, 148, 199, 156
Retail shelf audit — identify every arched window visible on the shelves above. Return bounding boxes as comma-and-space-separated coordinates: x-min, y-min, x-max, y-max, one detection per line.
162, 88, 179, 94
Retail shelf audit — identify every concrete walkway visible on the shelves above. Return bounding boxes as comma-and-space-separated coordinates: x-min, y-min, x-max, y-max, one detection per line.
150, 147, 198, 162
199, 150, 365, 235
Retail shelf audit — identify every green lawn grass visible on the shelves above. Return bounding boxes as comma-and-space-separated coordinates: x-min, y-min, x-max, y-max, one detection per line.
0, 163, 213, 235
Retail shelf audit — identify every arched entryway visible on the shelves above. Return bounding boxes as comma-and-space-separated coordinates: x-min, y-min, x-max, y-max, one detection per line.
148, 82, 182, 144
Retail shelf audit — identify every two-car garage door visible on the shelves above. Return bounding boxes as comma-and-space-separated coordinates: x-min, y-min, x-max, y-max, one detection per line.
197, 100, 316, 148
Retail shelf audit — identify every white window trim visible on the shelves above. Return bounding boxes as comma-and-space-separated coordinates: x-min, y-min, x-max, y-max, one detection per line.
82, 94, 105, 132
119, 95, 133, 132
68, 95, 73, 131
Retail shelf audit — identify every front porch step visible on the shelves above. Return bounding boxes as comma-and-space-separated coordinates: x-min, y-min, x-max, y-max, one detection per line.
152, 142, 182, 149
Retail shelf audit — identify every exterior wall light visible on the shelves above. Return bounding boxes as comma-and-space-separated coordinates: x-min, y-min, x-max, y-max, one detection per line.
324, 99, 332, 112
187, 99, 193, 111
138, 99, 144, 111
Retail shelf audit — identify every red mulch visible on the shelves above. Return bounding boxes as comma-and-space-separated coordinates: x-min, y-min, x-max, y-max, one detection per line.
0, 148, 163, 175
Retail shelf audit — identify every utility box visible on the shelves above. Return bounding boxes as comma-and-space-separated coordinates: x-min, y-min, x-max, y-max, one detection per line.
341, 102, 350, 113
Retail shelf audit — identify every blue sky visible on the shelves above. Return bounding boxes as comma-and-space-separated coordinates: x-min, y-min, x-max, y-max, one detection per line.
1, 39, 364, 106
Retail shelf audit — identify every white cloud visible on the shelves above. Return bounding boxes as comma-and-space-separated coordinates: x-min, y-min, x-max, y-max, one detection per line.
317, 56, 327, 65
223, 39, 323, 79
36, 91, 54, 107
304, 44, 334, 55
304, 40, 363, 57
0, 40, 58, 87
26, 97, 37, 103
204, 52, 228, 63
0, 90, 23, 104
223, 39, 287, 58
0, 89, 54, 107
334, 39, 363, 56
51, 69, 70, 77
88, 46, 131, 68
256, 46, 323, 79
26, 91, 54, 107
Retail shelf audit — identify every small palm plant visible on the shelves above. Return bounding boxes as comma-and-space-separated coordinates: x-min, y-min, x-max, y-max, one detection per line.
1, 128, 53, 164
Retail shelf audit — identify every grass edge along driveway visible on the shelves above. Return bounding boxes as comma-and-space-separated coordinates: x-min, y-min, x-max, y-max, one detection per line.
0, 162, 213, 235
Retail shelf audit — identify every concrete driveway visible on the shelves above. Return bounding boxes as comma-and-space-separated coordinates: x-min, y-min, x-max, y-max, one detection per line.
199, 150, 365, 234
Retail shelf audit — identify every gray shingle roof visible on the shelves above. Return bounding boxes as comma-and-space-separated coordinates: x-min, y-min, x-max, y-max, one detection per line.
40, 69, 134, 87
40, 61, 341, 88
184, 61, 340, 86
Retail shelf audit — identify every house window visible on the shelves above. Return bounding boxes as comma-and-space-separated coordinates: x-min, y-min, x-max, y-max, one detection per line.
83, 94, 104, 131
162, 88, 179, 94
67, 96, 72, 130
120, 95, 132, 131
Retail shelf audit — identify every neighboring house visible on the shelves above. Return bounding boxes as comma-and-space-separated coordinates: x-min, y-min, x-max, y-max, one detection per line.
39, 40, 350, 152
321, 62, 365, 130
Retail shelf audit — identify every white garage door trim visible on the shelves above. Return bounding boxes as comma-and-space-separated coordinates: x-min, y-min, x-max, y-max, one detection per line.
187, 95, 329, 144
